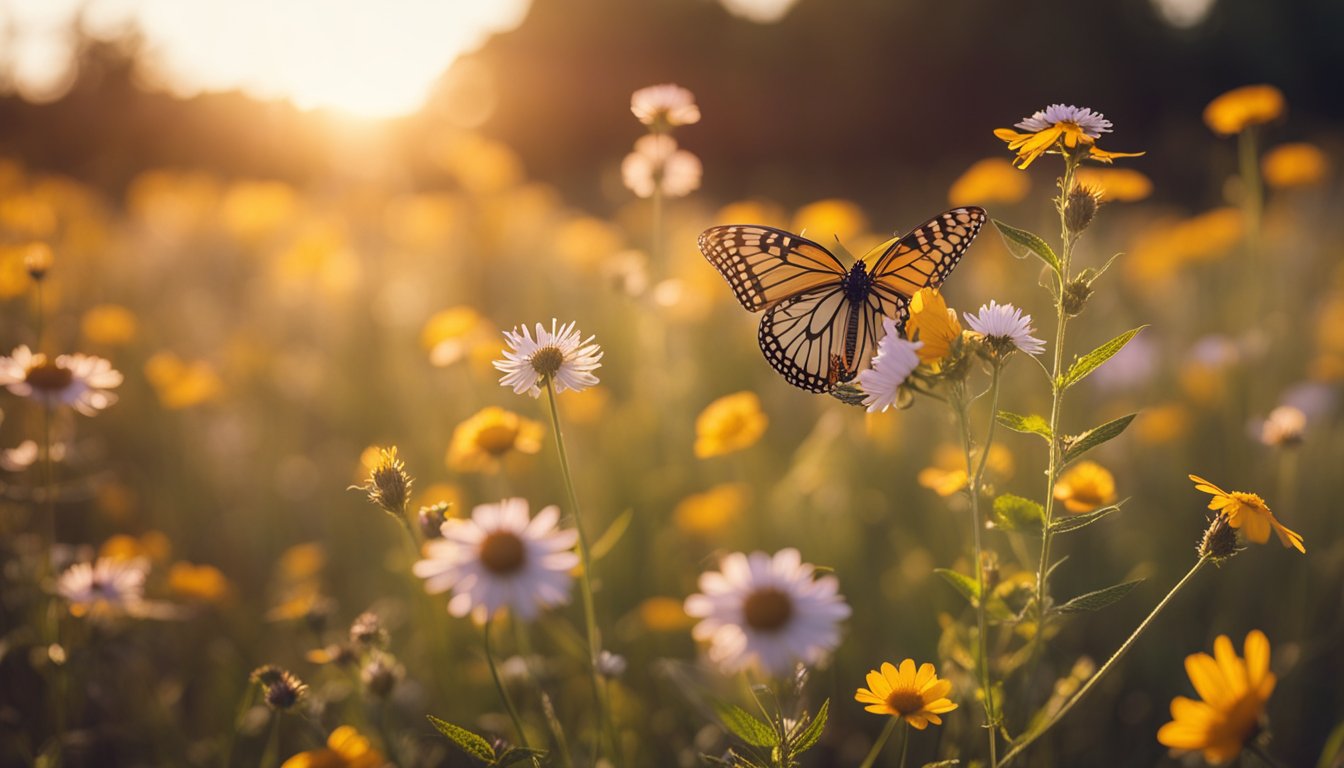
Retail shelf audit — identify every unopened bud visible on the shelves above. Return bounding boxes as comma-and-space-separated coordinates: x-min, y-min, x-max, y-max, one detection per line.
1064, 185, 1103, 233
24, 243, 53, 282
1062, 278, 1094, 317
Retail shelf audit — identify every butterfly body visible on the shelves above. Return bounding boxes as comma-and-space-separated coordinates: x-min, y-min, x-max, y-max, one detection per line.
699, 206, 986, 393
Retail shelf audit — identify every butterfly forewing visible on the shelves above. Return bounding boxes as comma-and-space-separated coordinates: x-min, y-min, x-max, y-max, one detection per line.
869, 207, 986, 296
699, 225, 848, 311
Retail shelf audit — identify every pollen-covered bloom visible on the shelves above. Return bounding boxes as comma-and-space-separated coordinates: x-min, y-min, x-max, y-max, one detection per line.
964, 300, 1045, 356
1157, 630, 1276, 763
1189, 475, 1305, 553
905, 288, 962, 370
994, 104, 1143, 169
857, 317, 923, 412
412, 498, 579, 622
683, 548, 851, 675
494, 319, 602, 398
0, 345, 122, 415
621, 134, 703, 199
631, 83, 701, 129
57, 556, 149, 619
855, 659, 958, 729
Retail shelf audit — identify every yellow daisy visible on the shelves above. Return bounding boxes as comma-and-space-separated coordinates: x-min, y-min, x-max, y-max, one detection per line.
855, 659, 957, 730
1053, 460, 1117, 513
1189, 475, 1305, 553
994, 104, 1143, 169
906, 288, 961, 370
1157, 630, 1275, 764
1203, 85, 1285, 136
446, 406, 544, 473
694, 391, 767, 459
281, 725, 385, 768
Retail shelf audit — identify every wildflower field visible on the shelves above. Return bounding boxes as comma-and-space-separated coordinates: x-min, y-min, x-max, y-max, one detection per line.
2, 2, 1343, 767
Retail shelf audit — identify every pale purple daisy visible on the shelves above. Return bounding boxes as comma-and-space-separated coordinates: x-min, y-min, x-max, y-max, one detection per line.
630, 83, 701, 128
964, 301, 1046, 356
494, 319, 603, 398
57, 557, 148, 619
1015, 104, 1113, 138
857, 317, 923, 413
684, 548, 850, 675
0, 345, 122, 415
413, 498, 579, 622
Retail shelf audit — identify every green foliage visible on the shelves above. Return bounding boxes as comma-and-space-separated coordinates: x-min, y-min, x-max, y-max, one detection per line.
714, 702, 778, 748
788, 699, 828, 755
935, 567, 981, 605
992, 219, 1062, 275
427, 715, 496, 764
590, 508, 634, 560
708, 698, 829, 768
1055, 580, 1143, 614
1062, 414, 1137, 464
997, 411, 1053, 440
1060, 327, 1146, 389
992, 494, 1045, 531
1049, 500, 1126, 534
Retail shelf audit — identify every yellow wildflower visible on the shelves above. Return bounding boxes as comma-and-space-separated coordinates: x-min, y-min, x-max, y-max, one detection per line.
918, 443, 1014, 497
421, 306, 483, 367
144, 352, 224, 409
168, 562, 232, 602
1074, 167, 1153, 202
791, 199, 869, 244
446, 406, 544, 473
281, 725, 385, 768
948, 158, 1030, 206
694, 392, 768, 459
1157, 630, 1275, 763
906, 288, 961, 370
1262, 142, 1328, 189
994, 104, 1143, 169
1203, 85, 1285, 135
855, 659, 957, 729
1053, 460, 1117, 513
674, 483, 750, 535
81, 304, 138, 346
638, 596, 697, 632
1189, 475, 1305, 553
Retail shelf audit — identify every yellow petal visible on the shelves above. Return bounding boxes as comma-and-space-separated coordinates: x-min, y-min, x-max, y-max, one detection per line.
856, 688, 886, 705
1188, 474, 1225, 496
1271, 518, 1306, 552
1242, 631, 1271, 687
1157, 719, 1213, 750
897, 658, 918, 685
1185, 652, 1233, 709
906, 715, 930, 730
921, 678, 952, 700
1212, 635, 1249, 695
914, 662, 936, 689
925, 698, 958, 714
864, 703, 891, 715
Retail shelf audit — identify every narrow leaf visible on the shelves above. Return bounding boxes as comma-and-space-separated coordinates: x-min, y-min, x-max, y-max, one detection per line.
790, 699, 828, 755
1063, 414, 1137, 464
427, 715, 496, 764
714, 702, 778, 748
922, 761, 961, 768
996, 411, 1053, 440
1061, 327, 1146, 389
1056, 579, 1143, 614
1049, 500, 1126, 534
590, 508, 633, 561
497, 748, 547, 768
992, 219, 1061, 274
991, 494, 1044, 531
934, 568, 980, 606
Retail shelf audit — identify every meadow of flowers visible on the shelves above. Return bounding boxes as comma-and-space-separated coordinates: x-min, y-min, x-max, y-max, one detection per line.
1, 81, 1342, 768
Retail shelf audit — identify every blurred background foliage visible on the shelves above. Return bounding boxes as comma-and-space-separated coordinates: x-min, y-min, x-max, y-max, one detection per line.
0, 0, 1341, 766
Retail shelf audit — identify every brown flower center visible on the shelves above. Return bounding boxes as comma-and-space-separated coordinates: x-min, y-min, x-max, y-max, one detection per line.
885, 689, 925, 716
479, 532, 526, 575
742, 587, 793, 631
530, 346, 565, 378
26, 361, 74, 391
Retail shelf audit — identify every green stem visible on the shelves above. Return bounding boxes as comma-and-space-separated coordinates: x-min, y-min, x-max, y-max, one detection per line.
897, 720, 909, 768
858, 717, 899, 768
542, 379, 614, 765
1000, 557, 1208, 766
484, 615, 534, 755
652, 187, 664, 274
375, 701, 403, 768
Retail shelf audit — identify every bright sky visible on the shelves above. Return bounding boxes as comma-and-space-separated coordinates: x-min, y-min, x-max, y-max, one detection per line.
0, 0, 531, 117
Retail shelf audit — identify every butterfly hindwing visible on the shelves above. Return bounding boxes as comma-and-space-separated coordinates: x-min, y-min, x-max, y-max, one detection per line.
699, 225, 848, 311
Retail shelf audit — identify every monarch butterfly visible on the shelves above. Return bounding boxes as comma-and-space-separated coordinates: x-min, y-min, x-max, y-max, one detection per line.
697, 207, 986, 393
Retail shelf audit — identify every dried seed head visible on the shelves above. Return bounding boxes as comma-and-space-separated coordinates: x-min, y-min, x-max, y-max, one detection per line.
1064, 184, 1104, 233
353, 446, 413, 516
251, 665, 308, 711
349, 611, 388, 649
361, 655, 402, 698
1199, 514, 1241, 561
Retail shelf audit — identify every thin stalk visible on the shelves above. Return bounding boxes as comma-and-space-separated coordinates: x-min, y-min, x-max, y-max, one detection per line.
651, 187, 664, 273
1237, 126, 1265, 453
375, 701, 403, 768
542, 379, 614, 764
484, 615, 534, 757
897, 720, 909, 768
858, 717, 899, 768
1001, 557, 1208, 766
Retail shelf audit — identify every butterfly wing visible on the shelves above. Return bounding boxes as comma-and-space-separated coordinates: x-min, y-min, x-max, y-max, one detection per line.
698, 225, 848, 311
867, 207, 987, 321
757, 285, 854, 392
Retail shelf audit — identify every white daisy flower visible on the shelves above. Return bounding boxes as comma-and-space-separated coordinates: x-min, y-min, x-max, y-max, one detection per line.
494, 319, 603, 398
0, 439, 66, 472
1258, 405, 1306, 447
857, 318, 924, 413
0, 345, 122, 415
684, 548, 850, 676
621, 134, 703, 199
1015, 104, 1113, 138
630, 83, 701, 128
964, 301, 1046, 356
412, 498, 579, 622
57, 556, 148, 619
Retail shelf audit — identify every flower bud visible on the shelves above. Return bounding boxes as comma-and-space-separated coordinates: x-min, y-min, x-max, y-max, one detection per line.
1064, 184, 1103, 233
1198, 514, 1240, 561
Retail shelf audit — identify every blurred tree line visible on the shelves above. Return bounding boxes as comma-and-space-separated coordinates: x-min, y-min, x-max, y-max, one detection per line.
1, 0, 1340, 213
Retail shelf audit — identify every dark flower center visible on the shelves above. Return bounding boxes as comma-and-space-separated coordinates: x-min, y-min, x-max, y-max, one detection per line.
530, 346, 565, 378
742, 587, 793, 631
26, 361, 74, 391
479, 532, 526, 575
885, 689, 924, 716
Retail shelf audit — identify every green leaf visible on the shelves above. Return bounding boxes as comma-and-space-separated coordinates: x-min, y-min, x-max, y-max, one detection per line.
934, 568, 980, 606
991, 494, 1045, 531
590, 508, 633, 561
1049, 500, 1126, 534
427, 715, 496, 764
714, 702, 778, 748
1062, 414, 1137, 464
497, 748, 547, 768
1061, 327, 1146, 389
992, 219, 1061, 275
921, 762, 961, 768
789, 699, 828, 755
1056, 579, 1143, 614
1315, 719, 1344, 768
997, 411, 1052, 440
